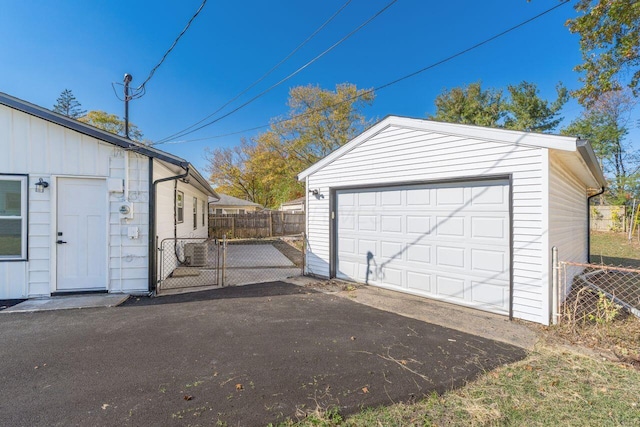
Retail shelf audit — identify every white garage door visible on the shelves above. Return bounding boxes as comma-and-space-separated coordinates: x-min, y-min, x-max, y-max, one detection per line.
336, 180, 510, 314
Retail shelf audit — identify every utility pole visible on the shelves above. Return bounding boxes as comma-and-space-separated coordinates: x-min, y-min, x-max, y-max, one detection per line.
123, 73, 133, 139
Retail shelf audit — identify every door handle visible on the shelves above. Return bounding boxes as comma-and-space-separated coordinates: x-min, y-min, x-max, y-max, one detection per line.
56, 240, 67, 244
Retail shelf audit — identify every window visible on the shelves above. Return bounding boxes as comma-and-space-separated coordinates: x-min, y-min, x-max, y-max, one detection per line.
0, 175, 27, 260
202, 200, 206, 226
176, 191, 184, 223
193, 197, 197, 230
215, 208, 223, 215
239, 209, 246, 214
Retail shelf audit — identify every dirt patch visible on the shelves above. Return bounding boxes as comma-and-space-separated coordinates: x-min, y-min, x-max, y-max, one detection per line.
304, 279, 363, 293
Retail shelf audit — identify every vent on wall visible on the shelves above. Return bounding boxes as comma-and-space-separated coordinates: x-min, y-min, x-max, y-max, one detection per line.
184, 243, 207, 267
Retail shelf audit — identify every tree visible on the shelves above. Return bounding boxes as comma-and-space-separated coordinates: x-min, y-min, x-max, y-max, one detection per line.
566, 0, 640, 106
429, 81, 568, 133
429, 82, 505, 127
563, 90, 638, 203
207, 83, 375, 208
79, 110, 144, 141
52, 89, 86, 119
504, 82, 568, 132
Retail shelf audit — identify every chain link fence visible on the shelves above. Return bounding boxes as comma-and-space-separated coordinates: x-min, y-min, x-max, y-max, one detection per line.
558, 261, 640, 327
158, 237, 221, 293
158, 234, 305, 293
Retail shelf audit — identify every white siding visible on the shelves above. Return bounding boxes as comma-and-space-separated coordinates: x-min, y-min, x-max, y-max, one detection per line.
153, 160, 209, 281
0, 104, 150, 298
306, 125, 548, 324
549, 153, 588, 299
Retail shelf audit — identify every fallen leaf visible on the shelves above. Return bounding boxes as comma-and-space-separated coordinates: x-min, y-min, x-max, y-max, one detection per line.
183, 395, 193, 401
400, 360, 408, 365
507, 372, 513, 378
213, 371, 218, 377
350, 336, 356, 341
236, 383, 244, 391
101, 404, 110, 410
362, 387, 369, 394
525, 365, 533, 371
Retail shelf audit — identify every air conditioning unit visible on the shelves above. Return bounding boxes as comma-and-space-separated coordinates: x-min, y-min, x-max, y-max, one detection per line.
184, 243, 207, 267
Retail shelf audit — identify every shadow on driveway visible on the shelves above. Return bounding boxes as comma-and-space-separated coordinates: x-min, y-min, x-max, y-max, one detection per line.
0, 281, 527, 426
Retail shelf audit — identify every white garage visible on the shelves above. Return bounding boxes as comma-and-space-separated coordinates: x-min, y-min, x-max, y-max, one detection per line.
298, 116, 607, 325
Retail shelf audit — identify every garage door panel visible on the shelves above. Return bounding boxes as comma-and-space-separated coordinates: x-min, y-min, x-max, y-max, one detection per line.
435, 275, 466, 298
381, 241, 403, 259
358, 215, 377, 231
407, 271, 431, 292
471, 217, 506, 239
436, 246, 466, 269
381, 215, 402, 233
336, 180, 510, 315
406, 244, 431, 264
470, 281, 508, 311
435, 216, 465, 237
471, 184, 507, 206
407, 216, 430, 234
436, 186, 465, 205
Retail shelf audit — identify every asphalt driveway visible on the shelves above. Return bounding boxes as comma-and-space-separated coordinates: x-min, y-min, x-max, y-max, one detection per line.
0, 282, 526, 426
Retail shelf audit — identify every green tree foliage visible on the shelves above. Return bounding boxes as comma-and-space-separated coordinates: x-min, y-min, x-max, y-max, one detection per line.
504, 82, 568, 132
79, 110, 144, 141
52, 89, 86, 119
429, 82, 504, 127
207, 84, 375, 208
429, 81, 568, 133
563, 90, 638, 203
566, 0, 640, 106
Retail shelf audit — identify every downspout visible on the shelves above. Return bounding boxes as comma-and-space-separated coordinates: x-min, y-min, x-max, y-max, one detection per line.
148, 161, 190, 294
587, 187, 606, 262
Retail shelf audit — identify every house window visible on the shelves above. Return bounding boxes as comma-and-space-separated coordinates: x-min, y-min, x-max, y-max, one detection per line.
202, 200, 206, 226
239, 209, 246, 214
193, 197, 197, 230
176, 191, 184, 223
215, 208, 223, 215
0, 176, 27, 260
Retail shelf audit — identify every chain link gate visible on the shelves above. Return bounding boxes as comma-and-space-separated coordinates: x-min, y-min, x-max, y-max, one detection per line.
157, 234, 305, 293
158, 237, 221, 293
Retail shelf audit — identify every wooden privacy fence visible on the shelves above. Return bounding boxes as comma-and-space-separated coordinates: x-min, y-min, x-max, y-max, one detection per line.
209, 212, 305, 238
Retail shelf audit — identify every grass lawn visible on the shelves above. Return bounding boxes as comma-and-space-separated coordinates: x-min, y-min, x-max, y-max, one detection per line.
277, 345, 640, 426
590, 231, 640, 268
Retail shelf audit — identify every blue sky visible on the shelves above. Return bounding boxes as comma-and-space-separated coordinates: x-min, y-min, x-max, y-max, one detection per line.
0, 0, 625, 174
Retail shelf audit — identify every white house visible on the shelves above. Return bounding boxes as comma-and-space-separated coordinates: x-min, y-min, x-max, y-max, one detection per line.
0, 92, 218, 299
209, 193, 262, 214
279, 196, 305, 213
298, 116, 607, 326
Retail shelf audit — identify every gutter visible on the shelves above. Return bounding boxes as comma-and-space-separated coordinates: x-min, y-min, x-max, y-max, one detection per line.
586, 186, 606, 261
148, 161, 190, 294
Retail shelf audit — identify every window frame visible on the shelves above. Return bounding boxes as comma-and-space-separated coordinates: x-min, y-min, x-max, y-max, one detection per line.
176, 190, 184, 223
202, 200, 206, 227
193, 197, 198, 230
0, 174, 28, 261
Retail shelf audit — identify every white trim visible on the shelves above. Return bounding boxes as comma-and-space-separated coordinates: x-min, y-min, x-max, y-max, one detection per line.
51, 175, 110, 293
298, 116, 580, 180
0, 175, 28, 260
541, 148, 551, 324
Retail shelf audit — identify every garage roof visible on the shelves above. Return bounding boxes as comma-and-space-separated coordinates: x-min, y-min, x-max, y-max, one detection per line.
298, 115, 607, 190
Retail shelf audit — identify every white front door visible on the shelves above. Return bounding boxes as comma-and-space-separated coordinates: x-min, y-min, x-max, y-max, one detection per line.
56, 178, 108, 291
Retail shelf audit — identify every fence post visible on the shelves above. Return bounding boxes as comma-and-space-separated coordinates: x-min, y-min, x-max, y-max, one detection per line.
301, 231, 306, 276
222, 234, 227, 287
552, 246, 559, 325
269, 211, 273, 237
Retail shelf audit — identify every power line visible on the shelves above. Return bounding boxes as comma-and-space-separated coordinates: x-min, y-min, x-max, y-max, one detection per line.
154, 0, 398, 144
133, 0, 208, 97
155, 0, 570, 146
156, 0, 353, 144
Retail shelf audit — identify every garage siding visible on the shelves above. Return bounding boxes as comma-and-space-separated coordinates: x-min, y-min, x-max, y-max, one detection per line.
306, 125, 547, 324
549, 154, 588, 298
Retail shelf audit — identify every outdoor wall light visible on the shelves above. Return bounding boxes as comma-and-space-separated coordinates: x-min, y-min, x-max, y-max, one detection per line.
309, 188, 319, 196
35, 178, 49, 193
